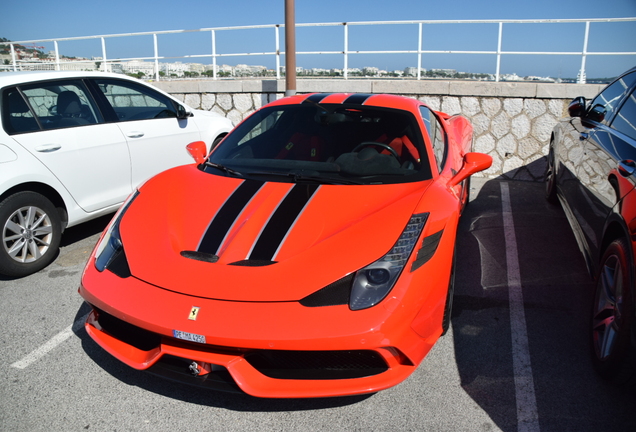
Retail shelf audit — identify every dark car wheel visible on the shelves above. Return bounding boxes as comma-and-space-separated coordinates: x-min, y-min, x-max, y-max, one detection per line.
545, 145, 558, 204
591, 238, 636, 385
0, 192, 62, 277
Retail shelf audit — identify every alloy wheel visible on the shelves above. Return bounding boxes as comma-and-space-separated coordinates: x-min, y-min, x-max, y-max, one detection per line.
592, 254, 624, 360
2, 205, 54, 264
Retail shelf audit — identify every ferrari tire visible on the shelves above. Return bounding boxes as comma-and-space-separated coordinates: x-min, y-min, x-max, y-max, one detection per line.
0, 192, 62, 277
460, 176, 471, 215
590, 238, 636, 385
545, 145, 558, 204
441, 251, 456, 336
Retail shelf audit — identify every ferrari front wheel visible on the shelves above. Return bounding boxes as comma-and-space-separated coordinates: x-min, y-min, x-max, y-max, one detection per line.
0, 192, 62, 277
591, 238, 636, 385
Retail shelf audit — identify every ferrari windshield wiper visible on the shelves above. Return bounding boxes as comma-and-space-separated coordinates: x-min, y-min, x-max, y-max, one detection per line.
246, 171, 362, 185
203, 161, 244, 177
290, 173, 362, 185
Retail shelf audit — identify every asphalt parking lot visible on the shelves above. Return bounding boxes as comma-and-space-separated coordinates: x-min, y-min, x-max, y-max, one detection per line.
1, 177, 635, 432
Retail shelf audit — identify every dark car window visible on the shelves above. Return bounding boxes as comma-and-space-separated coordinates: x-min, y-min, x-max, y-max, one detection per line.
208, 103, 431, 185
2, 80, 102, 135
419, 106, 446, 173
93, 79, 178, 122
611, 89, 636, 141
589, 71, 636, 126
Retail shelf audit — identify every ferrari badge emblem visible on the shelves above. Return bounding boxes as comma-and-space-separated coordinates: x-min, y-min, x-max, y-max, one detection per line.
188, 306, 200, 321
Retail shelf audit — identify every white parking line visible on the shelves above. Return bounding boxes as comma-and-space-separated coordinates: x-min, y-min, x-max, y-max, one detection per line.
10, 312, 89, 370
500, 182, 540, 432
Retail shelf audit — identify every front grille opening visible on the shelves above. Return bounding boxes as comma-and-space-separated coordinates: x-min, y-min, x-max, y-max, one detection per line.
147, 355, 242, 393
244, 349, 388, 380
94, 307, 161, 351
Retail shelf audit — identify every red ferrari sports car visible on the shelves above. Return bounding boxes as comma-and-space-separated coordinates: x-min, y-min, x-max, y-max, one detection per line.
79, 93, 491, 398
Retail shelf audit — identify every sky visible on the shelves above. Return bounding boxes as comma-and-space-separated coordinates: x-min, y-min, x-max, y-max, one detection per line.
2, 0, 636, 78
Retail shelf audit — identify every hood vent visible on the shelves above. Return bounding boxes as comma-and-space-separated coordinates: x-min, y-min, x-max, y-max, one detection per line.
228, 260, 276, 267
180, 250, 219, 263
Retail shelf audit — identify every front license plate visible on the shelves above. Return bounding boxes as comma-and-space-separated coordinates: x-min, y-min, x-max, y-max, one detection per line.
173, 330, 206, 344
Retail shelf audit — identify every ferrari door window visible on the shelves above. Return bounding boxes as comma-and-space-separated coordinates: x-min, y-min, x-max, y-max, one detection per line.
94, 79, 177, 121
420, 106, 446, 173
589, 72, 636, 126
611, 89, 636, 141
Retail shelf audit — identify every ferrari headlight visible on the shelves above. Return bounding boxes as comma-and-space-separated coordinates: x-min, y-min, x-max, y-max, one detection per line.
349, 213, 428, 310
94, 191, 139, 272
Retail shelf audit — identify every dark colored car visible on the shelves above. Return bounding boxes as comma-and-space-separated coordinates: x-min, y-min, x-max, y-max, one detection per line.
545, 67, 636, 385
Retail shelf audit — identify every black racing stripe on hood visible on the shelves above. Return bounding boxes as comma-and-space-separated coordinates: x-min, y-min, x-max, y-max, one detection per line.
249, 184, 320, 261
303, 93, 332, 104
343, 94, 373, 105
197, 180, 264, 255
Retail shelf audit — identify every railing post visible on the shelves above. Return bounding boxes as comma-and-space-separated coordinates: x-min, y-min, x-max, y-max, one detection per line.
495, 22, 503, 82
344, 23, 348, 80
211, 30, 217, 80
275, 25, 281, 80
54, 41, 60, 71
101, 37, 108, 72
153, 34, 160, 81
417, 23, 422, 80
578, 21, 590, 84
10, 44, 17, 72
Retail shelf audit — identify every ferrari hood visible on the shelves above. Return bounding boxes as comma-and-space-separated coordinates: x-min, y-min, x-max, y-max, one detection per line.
119, 165, 430, 301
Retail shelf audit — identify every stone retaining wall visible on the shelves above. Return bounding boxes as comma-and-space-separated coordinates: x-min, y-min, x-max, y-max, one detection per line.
153, 79, 605, 181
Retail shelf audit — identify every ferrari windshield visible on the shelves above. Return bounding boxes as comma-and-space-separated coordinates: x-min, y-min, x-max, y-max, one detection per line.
206, 103, 432, 185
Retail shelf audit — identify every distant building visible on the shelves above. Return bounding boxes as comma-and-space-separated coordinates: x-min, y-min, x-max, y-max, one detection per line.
121, 60, 155, 76
363, 67, 379, 76
404, 67, 426, 77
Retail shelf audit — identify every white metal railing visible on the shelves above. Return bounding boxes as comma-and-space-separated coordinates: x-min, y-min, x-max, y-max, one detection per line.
1, 18, 635, 83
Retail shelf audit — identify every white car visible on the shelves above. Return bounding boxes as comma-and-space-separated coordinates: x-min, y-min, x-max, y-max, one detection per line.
0, 71, 233, 277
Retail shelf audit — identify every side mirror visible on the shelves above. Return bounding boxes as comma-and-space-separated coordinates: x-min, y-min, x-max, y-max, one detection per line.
449, 152, 493, 187
568, 97, 586, 118
186, 141, 208, 165
586, 104, 606, 124
176, 104, 191, 119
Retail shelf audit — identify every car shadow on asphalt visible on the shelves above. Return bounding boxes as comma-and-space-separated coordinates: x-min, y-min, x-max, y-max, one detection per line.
452, 168, 636, 431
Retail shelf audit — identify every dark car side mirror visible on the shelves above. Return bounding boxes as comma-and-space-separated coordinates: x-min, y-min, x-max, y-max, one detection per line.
586, 104, 606, 124
568, 97, 586, 118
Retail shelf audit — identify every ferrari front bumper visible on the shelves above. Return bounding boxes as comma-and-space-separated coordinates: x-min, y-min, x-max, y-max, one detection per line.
83, 305, 419, 398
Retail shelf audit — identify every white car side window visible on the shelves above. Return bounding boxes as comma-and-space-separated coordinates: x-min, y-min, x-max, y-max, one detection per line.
95, 80, 177, 121
4, 80, 102, 134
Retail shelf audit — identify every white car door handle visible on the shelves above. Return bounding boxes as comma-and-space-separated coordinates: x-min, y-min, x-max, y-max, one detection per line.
35, 144, 62, 152
127, 131, 145, 138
